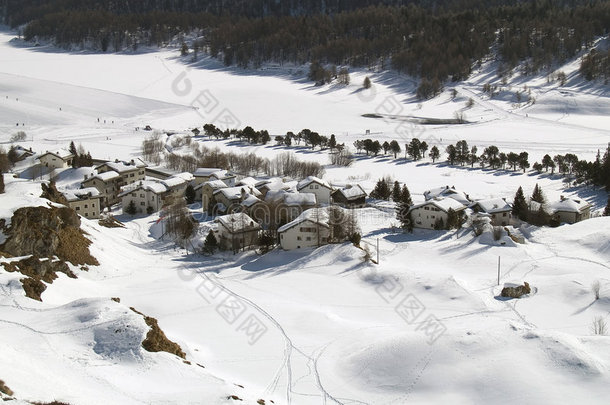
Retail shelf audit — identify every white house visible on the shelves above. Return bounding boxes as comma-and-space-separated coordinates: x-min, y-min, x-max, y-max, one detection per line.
297, 176, 333, 205
82, 171, 121, 207
408, 198, 467, 230
119, 180, 168, 214
38, 149, 74, 169
470, 198, 512, 226
278, 208, 330, 250
62, 187, 102, 219
95, 159, 146, 187
424, 186, 471, 205
550, 196, 591, 224
215, 213, 261, 253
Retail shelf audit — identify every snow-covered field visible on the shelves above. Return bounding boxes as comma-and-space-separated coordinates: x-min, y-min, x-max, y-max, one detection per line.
1, 28, 610, 404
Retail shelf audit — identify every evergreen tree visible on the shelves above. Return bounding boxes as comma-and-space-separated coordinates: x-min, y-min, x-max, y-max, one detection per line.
429, 146, 440, 162
391, 181, 401, 202
531, 183, 545, 204
202, 231, 218, 255
446, 144, 457, 165
329, 134, 337, 151
446, 208, 463, 229
363, 76, 371, 89
184, 184, 196, 205
400, 184, 413, 206
395, 185, 413, 231
180, 42, 189, 56
390, 140, 401, 158
125, 200, 137, 215
382, 141, 391, 155
69, 141, 77, 156
370, 178, 391, 200
604, 197, 610, 217
258, 230, 276, 253
512, 186, 528, 221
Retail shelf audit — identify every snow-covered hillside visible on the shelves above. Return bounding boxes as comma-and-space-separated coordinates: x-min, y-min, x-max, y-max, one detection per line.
1, 27, 610, 405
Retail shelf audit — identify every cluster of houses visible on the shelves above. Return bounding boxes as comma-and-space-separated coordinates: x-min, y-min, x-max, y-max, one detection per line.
38, 148, 592, 253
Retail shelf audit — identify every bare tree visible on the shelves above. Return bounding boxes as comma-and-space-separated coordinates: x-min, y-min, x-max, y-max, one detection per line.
591, 316, 607, 335
592, 280, 601, 300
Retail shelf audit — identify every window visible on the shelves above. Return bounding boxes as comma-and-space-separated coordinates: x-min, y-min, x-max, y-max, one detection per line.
130, 174, 134, 177
85, 204, 88, 208
315, 185, 319, 189
503, 213, 507, 217
85, 213, 89, 217
140, 202, 145, 206
297, 236, 302, 241
306, 237, 311, 241
140, 194, 144, 198
75, 207, 80, 211
92, 204, 95, 207
424, 207, 430, 211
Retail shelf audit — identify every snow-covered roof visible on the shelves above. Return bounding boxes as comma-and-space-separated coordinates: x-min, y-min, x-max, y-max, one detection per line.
210, 170, 236, 180
278, 207, 330, 233
410, 197, 466, 213
550, 197, 591, 213
161, 176, 187, 189
424, 186, 470, 205
332, 184, 367, 200
214, 186, 261, 200
97, 159, 145, 173
237, 177, 259, 187
216, 213, 261, 233
39, 149, 73, 160
194, 168, 222, 177
241, 194, 262, 208
297, 176, 332, 191
118, 180, 167, 197
284, 192, 317, 206
61, 187, 101, 202
173, 172, 195, 182
202, 180, 228, 190
471, 198, 511, 214
87, 170, 120, 182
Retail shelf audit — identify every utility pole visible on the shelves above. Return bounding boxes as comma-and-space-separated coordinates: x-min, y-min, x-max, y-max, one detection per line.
377, 238, 380, 264
497, 256, 501, 286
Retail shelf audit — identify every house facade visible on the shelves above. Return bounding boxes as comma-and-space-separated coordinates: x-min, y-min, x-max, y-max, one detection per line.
119, 181, 168, 214
38, 149, 74, 169
201, 180, 229, 212
408, 198, 467, 230
82, 171, 121, 207
297, 176, 333, 205
193, 168, 235, 186
95, 159, 146, 188
215, 213, 261, 253
278, 208, 330, 250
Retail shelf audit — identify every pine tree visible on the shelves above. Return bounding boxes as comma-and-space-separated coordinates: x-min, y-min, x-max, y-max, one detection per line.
429, 146, 440, 162
512, 186, 528, 221
363, 76, 371, 89
604, 197, 610, 217
531, 183, 545, 204
392, 181, 401, 202
202, 231, 218, 255
396, 185, 413, 231
185, 184, 196, 205
69, 141, 77, 156
125, 200, 137, 215
370, 178, 391, 200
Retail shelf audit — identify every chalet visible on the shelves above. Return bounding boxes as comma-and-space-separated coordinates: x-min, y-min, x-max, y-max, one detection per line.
550, 196, 591, 224
11, 146, 34, 162
38, 149, 74, 169
424, 186, 471, 205
256, 177, 291, 198
161, 173, 193, 204
118, 180, 168, 214
215, 213, 261, 253
470, 198, 512, 226
297, 176, 333, 205
213, 186, 261, 214
331, 184, 367, 208
201, 180, 229, 212
408, 198, 467, 230
278, 208, 330, 250
82, 171, 121, 207
62, 187, 102, 219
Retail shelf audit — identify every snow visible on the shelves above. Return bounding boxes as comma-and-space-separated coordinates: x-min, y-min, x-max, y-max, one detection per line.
62, 187, 100, 202
411, 197, 467, 212
297, 176, 332, 191
550, 197, 591, 213
283, 192, 316, 206
333, 184, 367, 200
0, 28, 610, 405
119, 180, 166, 197
471, 197, 512, 213
277, 207, 330, 233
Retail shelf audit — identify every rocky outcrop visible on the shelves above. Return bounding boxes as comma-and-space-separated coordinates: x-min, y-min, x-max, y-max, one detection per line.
501, 282, 531, 298
130, 307, 186, 359
0, 205, 97, 266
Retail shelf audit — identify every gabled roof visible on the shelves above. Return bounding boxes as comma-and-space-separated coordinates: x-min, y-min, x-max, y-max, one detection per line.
62, 187, 101, 202
550, 197, 591, 213
161, 176, 187, 189
284, 192, 316, 206
297, 176, 332, 191
96, 159, 145, 173
410, 197, 466, 213
241, 194, 262, 208
118, 180, 167, 197
470, 198, 511, 214
209, 170, 236, 180
278, 207, 330, 233
84, 170, 120, 183
173, 172, 195, 182
332, 184, 367, 201
237, 177, 259, 187
38, 149, 73, 161
424, 186, 470, 205
194, 168, 223, 177
214, 186, 261, 200
216, 213, 261, 233
201, 180, 228, 190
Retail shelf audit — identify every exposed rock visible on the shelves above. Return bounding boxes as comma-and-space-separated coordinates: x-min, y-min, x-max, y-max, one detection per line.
130, 307, 186, 359
40, 181, 68, 205
0, 379, 14, 396
1, 256, 73, 283
501, 282, 531, 298
20, 277, 46, 301
0, 205, 97, 266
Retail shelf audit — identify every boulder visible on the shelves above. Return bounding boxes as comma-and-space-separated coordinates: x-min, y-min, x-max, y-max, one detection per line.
501, 282, 531, 298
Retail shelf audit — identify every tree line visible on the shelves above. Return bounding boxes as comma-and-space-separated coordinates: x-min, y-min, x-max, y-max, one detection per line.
6, 1, 608, 84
